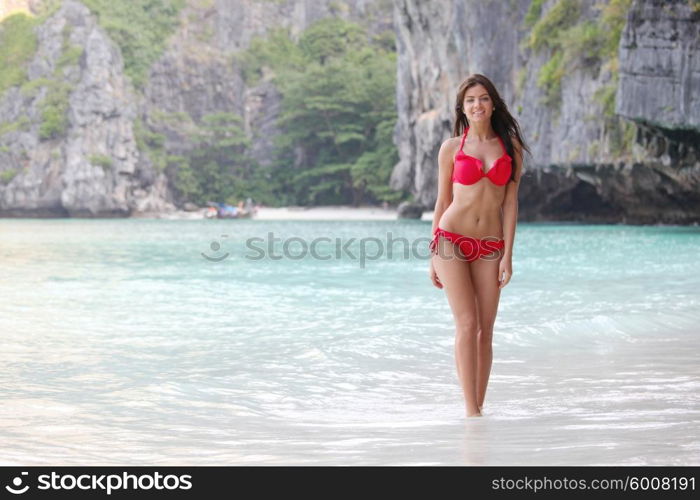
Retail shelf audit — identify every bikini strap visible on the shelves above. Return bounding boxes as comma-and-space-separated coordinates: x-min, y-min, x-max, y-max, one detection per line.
458, 126, 468, 152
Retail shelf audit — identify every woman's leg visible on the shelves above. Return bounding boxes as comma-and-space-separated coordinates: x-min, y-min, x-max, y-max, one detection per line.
432, 237, 481, 417
469, 251, 503, 411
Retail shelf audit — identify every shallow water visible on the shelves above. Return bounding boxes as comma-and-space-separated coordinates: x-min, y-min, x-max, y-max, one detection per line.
0, 219, 698, 465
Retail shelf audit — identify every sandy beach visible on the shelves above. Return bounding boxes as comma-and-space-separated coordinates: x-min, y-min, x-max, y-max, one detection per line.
152, 205, 435, 221
255, 205, 434, 221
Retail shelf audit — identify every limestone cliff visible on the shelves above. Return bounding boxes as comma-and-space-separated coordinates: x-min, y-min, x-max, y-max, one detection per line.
0, 0, 173, 216
0, 0, 392, 216
392, 0, 700, 224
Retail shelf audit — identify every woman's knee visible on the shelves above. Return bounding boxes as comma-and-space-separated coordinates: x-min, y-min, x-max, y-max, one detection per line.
455, 318, 479, 340
477, 327, 493, 343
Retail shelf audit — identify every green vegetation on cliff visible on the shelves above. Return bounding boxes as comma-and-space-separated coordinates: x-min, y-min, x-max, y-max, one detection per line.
167, 112, 256, 206
0, 8, 81, 141
89, 154, 113, 168
0, 168, 20, 185
0, 5, 83, 142
523, 0, 633, 110
134, 118, 168, 170
522, 0, 637, 157
0, 13, 38, 94
0, 1, 64, 95
81, 0, 185, 87
233, 18, 405, 206
39, 25, 83, 140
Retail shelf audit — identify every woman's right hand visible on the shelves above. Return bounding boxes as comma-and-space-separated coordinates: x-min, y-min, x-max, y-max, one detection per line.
429, 259, 443, 289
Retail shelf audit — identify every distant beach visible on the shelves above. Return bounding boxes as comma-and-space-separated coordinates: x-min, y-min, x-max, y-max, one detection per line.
146, 205, 435, 221
255, 206, 433, 221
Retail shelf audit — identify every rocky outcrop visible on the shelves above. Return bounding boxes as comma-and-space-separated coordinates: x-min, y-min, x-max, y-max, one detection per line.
392, 0, 700, 224
0, 0, 393, 216
617, 0, 700, 130
611, 0, 700, 222
0, 0, 175, 216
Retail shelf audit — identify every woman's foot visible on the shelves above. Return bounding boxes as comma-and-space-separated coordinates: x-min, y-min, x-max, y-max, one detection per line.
466, 406, 482, 417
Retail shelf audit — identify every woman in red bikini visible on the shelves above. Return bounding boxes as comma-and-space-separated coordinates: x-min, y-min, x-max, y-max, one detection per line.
428, 74, 530, 418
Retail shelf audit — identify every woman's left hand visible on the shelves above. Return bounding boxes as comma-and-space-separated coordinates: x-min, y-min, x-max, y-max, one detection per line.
498, 257, 512, 289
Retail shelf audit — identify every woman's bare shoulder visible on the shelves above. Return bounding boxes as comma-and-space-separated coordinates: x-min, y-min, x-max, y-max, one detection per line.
440, 136, 460, 155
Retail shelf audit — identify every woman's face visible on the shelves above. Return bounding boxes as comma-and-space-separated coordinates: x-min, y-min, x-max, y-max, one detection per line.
462, 84, 493, 123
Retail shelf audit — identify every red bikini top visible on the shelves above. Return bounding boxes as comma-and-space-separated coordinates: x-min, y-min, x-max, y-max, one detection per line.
453, 126, 512, 186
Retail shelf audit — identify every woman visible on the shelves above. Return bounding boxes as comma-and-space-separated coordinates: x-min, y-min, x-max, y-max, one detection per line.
428, 74, 530, 417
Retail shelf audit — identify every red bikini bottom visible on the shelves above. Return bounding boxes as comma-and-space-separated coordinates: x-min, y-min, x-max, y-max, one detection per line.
429, 227, 505, 262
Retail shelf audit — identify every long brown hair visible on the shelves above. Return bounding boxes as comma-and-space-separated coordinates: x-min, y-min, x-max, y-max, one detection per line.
453, 74, 531, 182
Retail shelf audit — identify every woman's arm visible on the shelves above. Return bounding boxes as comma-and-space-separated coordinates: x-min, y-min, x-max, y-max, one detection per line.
431, 139, 455, 234
499, 137, 523, 288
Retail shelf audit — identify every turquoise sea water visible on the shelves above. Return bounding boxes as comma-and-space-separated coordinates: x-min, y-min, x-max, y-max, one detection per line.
1, 219, 699, 465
